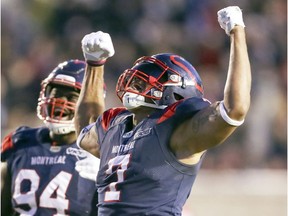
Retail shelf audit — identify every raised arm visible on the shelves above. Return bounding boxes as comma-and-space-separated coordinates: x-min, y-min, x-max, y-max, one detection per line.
74, 31, 114, 156
219, 6, 251, 122
171, 6, 251, 163
74, 64, 105, 136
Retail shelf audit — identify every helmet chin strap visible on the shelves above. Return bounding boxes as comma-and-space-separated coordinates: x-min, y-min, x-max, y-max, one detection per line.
122, 92, 167, 110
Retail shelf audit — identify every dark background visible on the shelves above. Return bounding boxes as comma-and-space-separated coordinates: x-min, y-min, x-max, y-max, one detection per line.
1, 0, 287, 169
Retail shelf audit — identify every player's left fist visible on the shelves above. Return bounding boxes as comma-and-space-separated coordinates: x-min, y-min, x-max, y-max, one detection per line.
81, 31, 115, 66
217, 6, 245, 36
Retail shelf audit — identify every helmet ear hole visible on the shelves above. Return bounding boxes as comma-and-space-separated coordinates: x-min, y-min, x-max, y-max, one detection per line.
173, 93, 184, 101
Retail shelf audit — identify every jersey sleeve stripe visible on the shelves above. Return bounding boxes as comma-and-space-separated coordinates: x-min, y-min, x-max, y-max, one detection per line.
101, 107, 126, 131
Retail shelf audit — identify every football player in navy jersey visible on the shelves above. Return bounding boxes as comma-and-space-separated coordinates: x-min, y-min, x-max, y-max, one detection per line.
75, 6, 251, 216
1, 60, 103, 216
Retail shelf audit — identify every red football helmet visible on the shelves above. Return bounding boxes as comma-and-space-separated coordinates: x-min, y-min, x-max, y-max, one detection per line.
37, 59, 86, 134
116, 53, 204, 109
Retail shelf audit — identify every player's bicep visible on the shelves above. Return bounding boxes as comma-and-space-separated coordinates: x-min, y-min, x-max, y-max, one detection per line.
77, 124, 100, 158
191, 102, 238, 146
171, 102, 237, 156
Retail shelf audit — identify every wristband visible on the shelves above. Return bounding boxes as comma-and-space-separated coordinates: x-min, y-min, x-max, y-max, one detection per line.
219, 101, 244, 126
86, 59, 106, 67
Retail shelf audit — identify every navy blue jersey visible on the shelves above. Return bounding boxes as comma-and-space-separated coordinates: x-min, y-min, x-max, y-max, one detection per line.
91, 97, 210, 215
1, 126, 98, 216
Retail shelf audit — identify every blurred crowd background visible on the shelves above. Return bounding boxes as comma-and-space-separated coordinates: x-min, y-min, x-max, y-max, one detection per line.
1, 0, 287, 169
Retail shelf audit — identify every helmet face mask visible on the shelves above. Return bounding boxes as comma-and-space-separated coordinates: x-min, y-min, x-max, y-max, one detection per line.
116, 53, 204, 110
37, 60, 85, 135
44, 85, 79, 119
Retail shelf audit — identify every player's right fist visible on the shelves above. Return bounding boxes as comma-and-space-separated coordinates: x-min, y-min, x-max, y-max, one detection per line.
81, 31, 115, 66
217, 6, 245, 36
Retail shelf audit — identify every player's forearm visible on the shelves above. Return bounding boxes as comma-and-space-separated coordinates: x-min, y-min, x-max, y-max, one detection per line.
75, 65, 105, 136
75, 31, 114, 136
223, 26, 251, 121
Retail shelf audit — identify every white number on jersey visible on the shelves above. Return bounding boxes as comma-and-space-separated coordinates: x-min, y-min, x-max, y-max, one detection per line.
13, 169, 72, 216
104, 154, 131, 201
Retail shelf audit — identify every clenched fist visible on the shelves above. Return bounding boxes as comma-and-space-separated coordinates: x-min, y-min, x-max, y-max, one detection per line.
82, 31, 115, 66
217, 6, 245, 36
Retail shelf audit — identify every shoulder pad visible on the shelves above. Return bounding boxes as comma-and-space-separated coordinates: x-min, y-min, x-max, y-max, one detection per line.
157, 101, 181, 124
157, 98, 210, 124
101, 107, 127, 131
1, 127, 50, 161
177, 97, 211, 113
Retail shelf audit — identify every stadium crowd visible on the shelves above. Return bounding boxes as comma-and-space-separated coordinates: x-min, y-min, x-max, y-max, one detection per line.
1, 0, 286, 169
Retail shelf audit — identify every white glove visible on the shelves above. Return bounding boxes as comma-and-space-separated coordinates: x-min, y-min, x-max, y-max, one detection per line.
217, 6, 245, 35
81, 31, 115, 65
75, 152, 100, 182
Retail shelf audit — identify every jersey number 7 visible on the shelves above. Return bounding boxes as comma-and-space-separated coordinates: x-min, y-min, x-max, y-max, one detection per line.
104, 154, 131, 202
